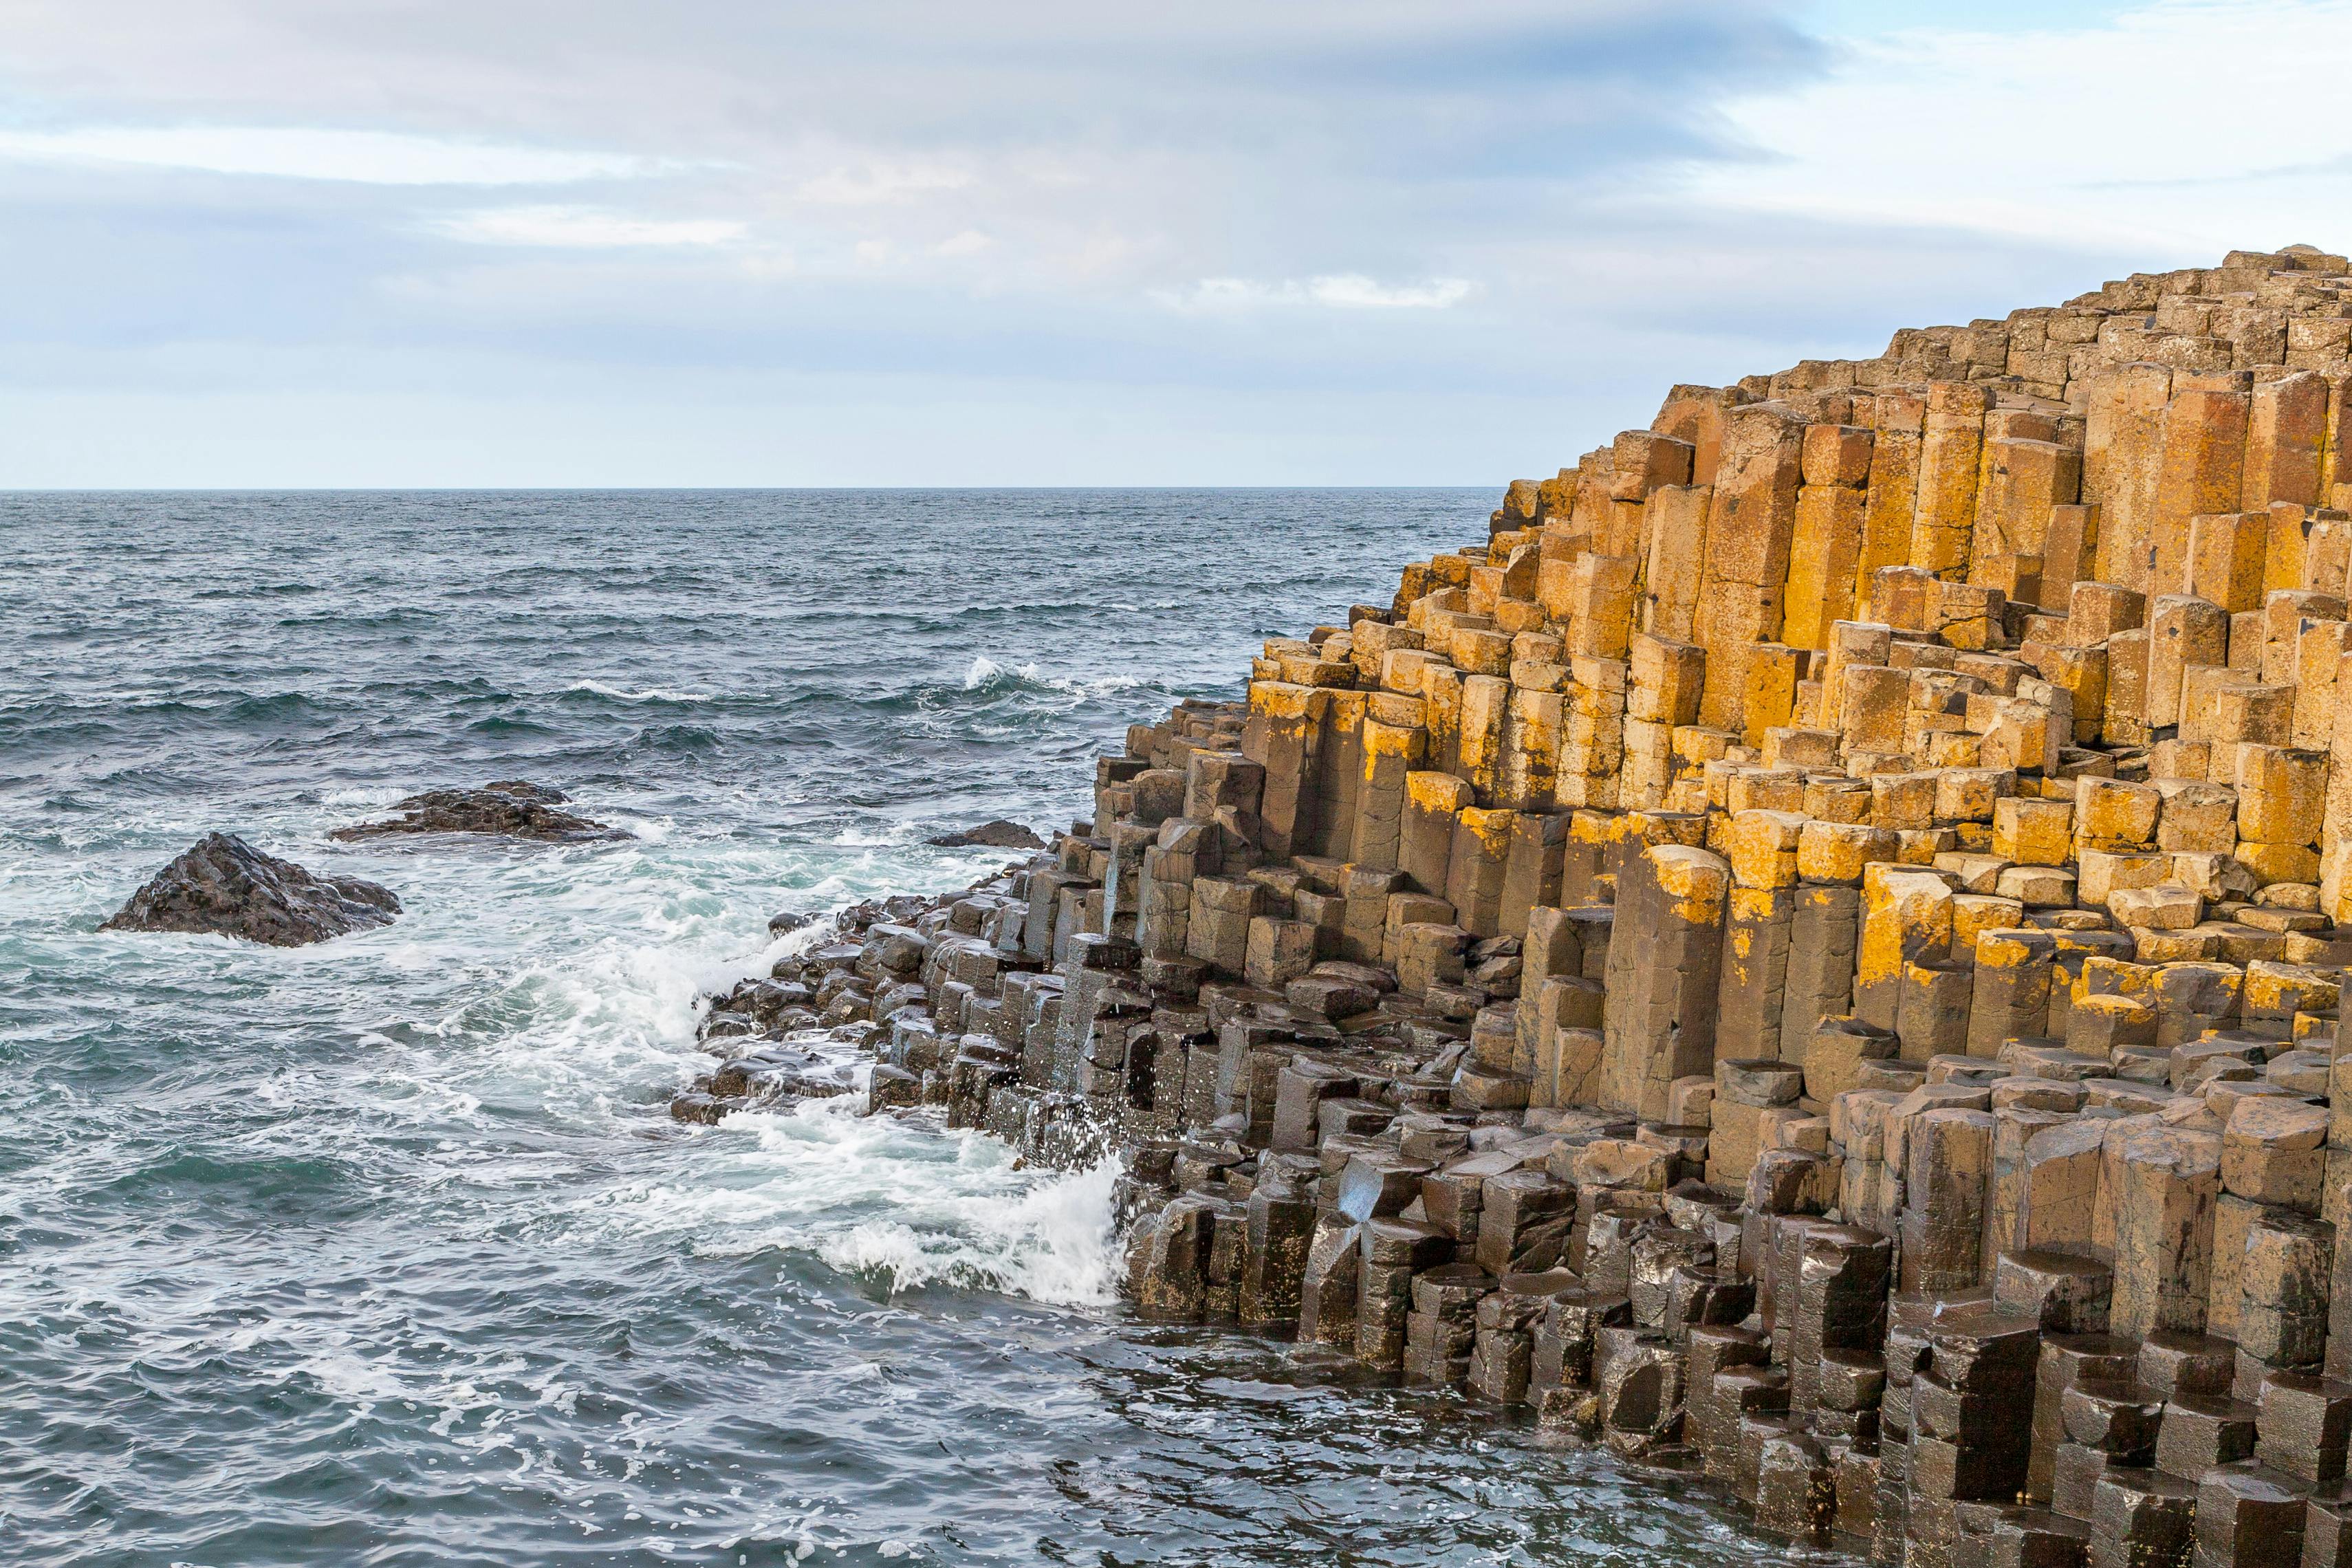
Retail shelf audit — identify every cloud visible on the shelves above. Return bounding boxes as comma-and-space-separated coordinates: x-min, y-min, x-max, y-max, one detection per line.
1304, 275, 1474, 309
0, 124, 664, 185
1159, 275, 1473, 312
431, 206, 748, 248
795, 163, 973, 205
1684, 0, 2352, 256
17, 0, 2275, 483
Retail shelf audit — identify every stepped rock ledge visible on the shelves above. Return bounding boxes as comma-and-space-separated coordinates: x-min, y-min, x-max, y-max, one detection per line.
689, 246, 2352, 1565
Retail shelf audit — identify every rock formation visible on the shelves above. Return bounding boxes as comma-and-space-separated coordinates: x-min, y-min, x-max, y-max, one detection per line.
695, 246, 2352, 1565
928, 820, 1047, 849
102, 833, 400, 946
330, 781, 628, 842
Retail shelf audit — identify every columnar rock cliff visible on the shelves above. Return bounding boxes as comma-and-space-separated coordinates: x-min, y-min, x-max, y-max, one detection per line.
695, 246, 2352, 1567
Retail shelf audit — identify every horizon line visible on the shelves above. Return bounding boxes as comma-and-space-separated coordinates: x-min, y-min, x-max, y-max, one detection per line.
0, 482, 1507, 495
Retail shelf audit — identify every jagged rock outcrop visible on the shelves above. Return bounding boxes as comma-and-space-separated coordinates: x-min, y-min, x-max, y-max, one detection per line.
330, 781, 628, 842
928, 820, 1046, 849
102, 833, 400, 946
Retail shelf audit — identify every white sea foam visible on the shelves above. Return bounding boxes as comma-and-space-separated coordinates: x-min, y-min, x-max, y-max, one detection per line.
320, 785, 411, 807
600, 1097, 1124, 1308
564, 679, 715, 703
364, 835, 1126, 1312
1045, 671, 1140, 699
964, 653, 1142, 706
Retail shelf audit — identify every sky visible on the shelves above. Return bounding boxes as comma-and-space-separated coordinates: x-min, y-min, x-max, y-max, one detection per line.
0, 0, 2348, 488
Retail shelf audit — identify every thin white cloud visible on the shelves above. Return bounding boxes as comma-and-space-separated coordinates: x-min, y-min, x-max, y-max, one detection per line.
1159, 274, 1473, 311
1684, 0, 2352, 254
0, 124, 664, 185
1306, 274, 1474, 309
795, 163, 972, 205
934, 230, 992, 256
432, 206, 747, 247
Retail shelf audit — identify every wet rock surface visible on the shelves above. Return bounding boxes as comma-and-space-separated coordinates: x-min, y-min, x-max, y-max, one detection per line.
927, 819, 1045, 849
101, 832, 400, 946
330, 781, 629, 842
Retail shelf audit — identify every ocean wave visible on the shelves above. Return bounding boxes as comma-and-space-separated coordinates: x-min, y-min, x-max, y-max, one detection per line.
227, 691, 339, 721
959, 655, 1145, 704
613, 1097, 1124, 1309
961, 654, 1030, 690
562, 680, 715, 705
623, 722, 722, 754
807, 1150, 1124, 1307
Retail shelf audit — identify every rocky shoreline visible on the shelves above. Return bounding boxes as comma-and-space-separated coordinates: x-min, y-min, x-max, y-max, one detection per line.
682, 247, 2352, 1568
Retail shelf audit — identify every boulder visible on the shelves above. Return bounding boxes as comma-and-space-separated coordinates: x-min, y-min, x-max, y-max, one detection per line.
329, 781, 627, 842
101, 833, 400, 946
926, 818, 1046, 849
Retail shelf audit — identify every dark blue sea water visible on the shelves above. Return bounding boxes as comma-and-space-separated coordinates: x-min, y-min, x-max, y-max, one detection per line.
0, 491, 1776, 1566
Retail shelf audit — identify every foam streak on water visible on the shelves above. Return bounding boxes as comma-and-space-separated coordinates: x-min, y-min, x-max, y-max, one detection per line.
1, 490, 1776, 1566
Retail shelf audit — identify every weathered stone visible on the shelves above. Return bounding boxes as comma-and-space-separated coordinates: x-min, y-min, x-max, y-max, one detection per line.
102, 832, 401, 946
331, 781, 629, 842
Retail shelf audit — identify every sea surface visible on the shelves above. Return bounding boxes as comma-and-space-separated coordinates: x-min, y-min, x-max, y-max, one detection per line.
0, 490, 1780, 1567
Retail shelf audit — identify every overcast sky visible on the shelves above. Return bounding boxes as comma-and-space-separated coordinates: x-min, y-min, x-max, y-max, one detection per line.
2, 0, 2348, 488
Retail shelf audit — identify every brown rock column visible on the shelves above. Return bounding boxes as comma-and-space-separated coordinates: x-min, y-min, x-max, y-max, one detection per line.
1910, 382, 1990, 581
1400, 769, 1468, 895
1785, 884, 1863, 1067
1902, 1106, 1994, 1292
2087, 361, 2174, 595
1695, 404, 1806, 727
2150, 371, 2252, 596
1641, 483, 1712, 640
1968, 927, 2057, 1057
2104, 1121, 2221, 1339
1857, 390, 1924, 618
1856, 863, 1954, 1034
1350, 713, 1425, 873
1444, 806, 1516, 937
1307, 690, 1366, 858
1787, 442, 1871, 651
2148, 594, 2229, 730
1974, 435, 2082, 600
1242, 679, 1328, 860
2244, 368, 2327, 512
1600, 842, 1730, 1121
1496, 809, 1567, 937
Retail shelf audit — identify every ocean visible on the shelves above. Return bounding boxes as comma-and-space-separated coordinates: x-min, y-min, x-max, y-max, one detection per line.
0, 490, 1774, 1566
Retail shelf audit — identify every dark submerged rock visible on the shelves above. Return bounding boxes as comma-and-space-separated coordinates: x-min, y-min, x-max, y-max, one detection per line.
926, 818, 1044, 850
101, 833, 400, 947
330, 781, 629, 843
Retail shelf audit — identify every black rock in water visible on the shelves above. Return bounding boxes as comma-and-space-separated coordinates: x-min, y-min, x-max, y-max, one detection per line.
101, 833, 401, 947
330, 781, 629, 843
926, 818, 1043, 849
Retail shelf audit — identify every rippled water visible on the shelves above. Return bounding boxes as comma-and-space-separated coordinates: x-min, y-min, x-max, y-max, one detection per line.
1, 490, 1780, 1565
